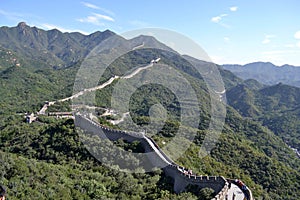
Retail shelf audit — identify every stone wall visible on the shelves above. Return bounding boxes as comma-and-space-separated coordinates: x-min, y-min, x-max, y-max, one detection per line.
164, 165, 228, 198
74, 114, 229, 200
75, 114, 171, 168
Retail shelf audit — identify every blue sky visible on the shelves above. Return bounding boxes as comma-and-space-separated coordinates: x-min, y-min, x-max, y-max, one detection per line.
0, 0, 300, 66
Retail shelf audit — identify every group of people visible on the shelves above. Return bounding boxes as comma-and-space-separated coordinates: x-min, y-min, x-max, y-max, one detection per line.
227, 179, 251, 200
177, 166, 193, 176
184, 169, 193, 176
233, 179, 248, 191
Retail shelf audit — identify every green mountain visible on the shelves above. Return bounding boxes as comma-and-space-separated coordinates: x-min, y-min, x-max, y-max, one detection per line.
0, 22, 115, 68
227, 82, 300, 151
0, 23, 299, 200
223, 62, 300, 88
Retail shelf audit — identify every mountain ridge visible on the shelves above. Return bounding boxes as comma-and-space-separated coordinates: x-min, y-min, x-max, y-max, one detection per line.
223, 62, 300, 88
0, 22, 116, 68
226, 81, 300, 151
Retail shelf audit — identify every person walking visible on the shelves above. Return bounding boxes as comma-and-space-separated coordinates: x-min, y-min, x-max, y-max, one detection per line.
232, 192, 236, 200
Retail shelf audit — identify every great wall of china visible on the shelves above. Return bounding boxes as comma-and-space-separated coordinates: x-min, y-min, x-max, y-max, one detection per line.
75, 114, 253, 200
31, 58, 254, 199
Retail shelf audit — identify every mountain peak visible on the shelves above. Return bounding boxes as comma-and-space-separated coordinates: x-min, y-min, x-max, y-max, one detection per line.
17, 22, 28, 29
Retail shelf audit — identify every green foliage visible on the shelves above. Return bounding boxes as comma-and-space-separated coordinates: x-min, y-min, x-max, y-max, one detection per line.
47, 101, 71, 112
0, 117, 202, 199
227, 82, 300, 150
199, 188, 215, 200
0, 150, 196, 200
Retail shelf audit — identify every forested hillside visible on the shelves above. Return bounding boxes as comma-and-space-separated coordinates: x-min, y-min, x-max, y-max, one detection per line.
0, 23, 299, 199
227, 82, 300, 151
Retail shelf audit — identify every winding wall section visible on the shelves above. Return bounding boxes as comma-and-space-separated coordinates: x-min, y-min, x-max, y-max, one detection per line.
75, 114, 231, 200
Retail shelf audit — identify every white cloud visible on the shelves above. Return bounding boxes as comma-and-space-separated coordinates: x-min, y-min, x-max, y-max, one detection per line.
98, 8, 115, 17
81, 2, 99, 9
262, 38, 270, 44
78, 13, 114, 26
93, 13, 114, 21
262, 34, 276, 44
41, 23, 89, 35
297, 41, 300, 48
224, 37, 230, 42
211, 14, 230, 28
211, 16, 222, 23
211, 14, 227, 23
81, 2, 115, 16
78, 16, 104, 26
230, 6, 238, 12
0, 9, 24, 21
294, 31, 300, 39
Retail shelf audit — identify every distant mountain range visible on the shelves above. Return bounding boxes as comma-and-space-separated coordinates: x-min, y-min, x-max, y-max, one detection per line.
0, 22, 174, 69
0, 22, 117, 68
223, 62, 300, 88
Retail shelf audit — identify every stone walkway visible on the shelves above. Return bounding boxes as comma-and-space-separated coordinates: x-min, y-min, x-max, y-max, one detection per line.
226, 184, 245, 200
